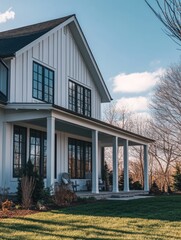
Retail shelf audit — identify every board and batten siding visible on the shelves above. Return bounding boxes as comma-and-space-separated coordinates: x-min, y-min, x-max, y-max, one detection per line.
9, 26, 101, 119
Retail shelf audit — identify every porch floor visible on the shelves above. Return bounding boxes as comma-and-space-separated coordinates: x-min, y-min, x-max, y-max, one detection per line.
76, 190, 149, 200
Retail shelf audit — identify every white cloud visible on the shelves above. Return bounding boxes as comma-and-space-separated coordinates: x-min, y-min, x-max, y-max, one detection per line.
112, 68, 165, 93
0, 8, 15, 24
116, 96, 148, 112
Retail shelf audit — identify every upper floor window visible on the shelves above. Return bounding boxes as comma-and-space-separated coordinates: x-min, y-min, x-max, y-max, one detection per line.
0, 60, 8, 102
32, 62, 54, 104
69, 80, 91, 117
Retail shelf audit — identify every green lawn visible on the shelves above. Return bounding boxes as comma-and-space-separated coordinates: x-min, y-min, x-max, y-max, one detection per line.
1, 195, 181, 240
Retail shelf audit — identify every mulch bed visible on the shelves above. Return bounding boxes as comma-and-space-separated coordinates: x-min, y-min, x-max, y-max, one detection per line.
0, 209, 40, 218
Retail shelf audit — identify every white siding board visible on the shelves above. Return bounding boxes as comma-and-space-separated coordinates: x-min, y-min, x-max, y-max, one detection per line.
57, 29, 61, 105
49, 35, 54, 67
10, 59, 15, 102
9, 23, 102, 119
22, 53, 26, 102
43, 38, 49, 65
33, 44, 39, 60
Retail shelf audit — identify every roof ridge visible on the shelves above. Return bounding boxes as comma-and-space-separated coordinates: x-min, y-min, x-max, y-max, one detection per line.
0, 14, 75, 39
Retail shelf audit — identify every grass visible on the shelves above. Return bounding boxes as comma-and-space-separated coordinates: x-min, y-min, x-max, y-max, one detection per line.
1, 195, 181, 239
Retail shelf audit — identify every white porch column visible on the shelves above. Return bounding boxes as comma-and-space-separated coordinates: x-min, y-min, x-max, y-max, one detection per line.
123, 139, 129, 192
113, 136, 119, 192
1, 122, 11, 188
144, 144, 149, 191
47, 116, 55, 188
92, 130, 99, 193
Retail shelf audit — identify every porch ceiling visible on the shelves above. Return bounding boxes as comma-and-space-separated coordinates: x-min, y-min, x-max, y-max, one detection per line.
25, 118, 92, 138
24, 118, 143, 146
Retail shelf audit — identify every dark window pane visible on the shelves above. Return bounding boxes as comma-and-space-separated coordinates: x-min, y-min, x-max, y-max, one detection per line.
68, 138, 92, 179
32, 62, 54, 103
13, 126, 27, 178
68, 80, 91, 117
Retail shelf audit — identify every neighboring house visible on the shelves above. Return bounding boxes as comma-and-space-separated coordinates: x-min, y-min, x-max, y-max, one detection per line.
0, 15, 153, 194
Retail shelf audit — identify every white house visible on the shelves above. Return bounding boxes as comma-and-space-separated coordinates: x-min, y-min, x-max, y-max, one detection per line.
0, 15, 153, 194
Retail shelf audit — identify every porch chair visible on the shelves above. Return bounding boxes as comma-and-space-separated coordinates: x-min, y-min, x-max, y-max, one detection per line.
86, 178, 106, 191
61, 172, 79, 192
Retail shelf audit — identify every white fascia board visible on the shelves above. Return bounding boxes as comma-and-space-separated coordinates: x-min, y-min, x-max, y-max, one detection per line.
15, 16, 75, 58
52, 108, 153, 145
5, 103, 52, 110
5, 111, 50, 122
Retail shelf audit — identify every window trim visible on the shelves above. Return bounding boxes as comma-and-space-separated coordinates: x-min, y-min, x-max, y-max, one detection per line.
32, 61, 54, 104
13, 125, 27, 178
68, 80, 91, 117
29, 129, 57, 178
68, 138, 92, 179
29, 129, 47, 178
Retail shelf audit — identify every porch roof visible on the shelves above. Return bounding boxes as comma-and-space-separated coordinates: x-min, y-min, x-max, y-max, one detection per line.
5, 103, 154, 145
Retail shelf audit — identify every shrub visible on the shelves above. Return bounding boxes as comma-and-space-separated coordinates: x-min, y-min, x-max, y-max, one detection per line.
119, 170, 134, 190
150, 181, 161, 195
52, 184, 77, 206
132, 181, 143, 190
173, 164, 181, 191
102, 162, 111, 190
1, 199, 13, 218
17, 160, 44, 204
21, 175, 36, 209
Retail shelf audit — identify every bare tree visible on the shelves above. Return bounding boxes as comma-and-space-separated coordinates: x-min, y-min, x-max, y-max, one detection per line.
145, 0, 181, 46
149, 62, 181, 190
149, 120, 180, 191
102, 102, 134, 176
103, 103, 153, 187
103, 102, 133, 130
150, 62, 181, 144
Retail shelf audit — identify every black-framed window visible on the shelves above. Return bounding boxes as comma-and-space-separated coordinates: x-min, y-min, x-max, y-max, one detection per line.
29, 129, 47, 177
33, 61, 54, 103
0, 60, 8, 102
68, 80, 91, 117
13, 126, 27, 177
68, 138, 92, 179
29, 129, 57, 178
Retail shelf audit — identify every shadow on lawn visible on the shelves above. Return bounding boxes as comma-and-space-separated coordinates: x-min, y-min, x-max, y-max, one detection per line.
0, 216, 180, 240
59, 195, 181, 222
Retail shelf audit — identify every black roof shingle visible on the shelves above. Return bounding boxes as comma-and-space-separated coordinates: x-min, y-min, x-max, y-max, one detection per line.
0, 15, 74, 57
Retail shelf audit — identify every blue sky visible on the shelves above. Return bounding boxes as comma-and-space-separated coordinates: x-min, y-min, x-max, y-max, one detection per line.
0, 0, 180, 113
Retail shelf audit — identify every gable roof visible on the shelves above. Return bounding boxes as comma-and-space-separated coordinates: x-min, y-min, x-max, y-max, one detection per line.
0, 15, 112, 102
0, 15, 74, 58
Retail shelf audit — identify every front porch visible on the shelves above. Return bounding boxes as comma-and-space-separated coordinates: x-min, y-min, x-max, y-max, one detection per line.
76, 190, 149, 200
2, 103, 154, 194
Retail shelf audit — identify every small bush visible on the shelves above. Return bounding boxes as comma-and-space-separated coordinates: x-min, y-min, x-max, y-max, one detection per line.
1, 199, 13, 215
17, 160, 44, 204
150, 181, 161, 195
52, 184, 77, 206
132, 181, 143, 190
2, 199, 13, 211
21, 175, 36, 209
